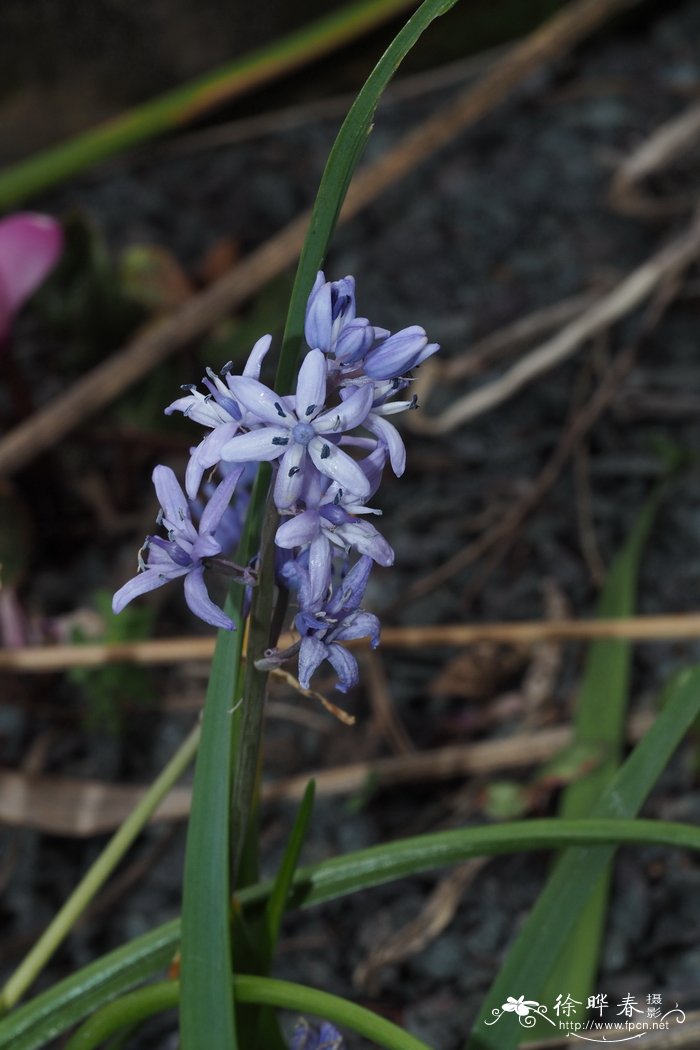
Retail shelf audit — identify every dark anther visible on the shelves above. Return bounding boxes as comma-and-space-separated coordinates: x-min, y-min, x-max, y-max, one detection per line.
274, 401, 287, 418
305, 404, 317, 416
320, 444, 331, 459
272, 436, 289, 446
409, 394, 419, 409
333, 489, 343, 505
288, 466, 300, 477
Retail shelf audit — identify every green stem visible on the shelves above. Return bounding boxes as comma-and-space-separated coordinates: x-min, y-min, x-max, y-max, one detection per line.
0, 723, 200, 1014
0, 0, 417, 209
66, 977, 432, 1050
230, 491, 279, 886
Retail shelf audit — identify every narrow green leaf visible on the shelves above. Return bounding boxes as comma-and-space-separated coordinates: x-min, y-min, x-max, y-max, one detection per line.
179, 588, 246, 1050
275, 0, 463, 393
236, 975, 432, 1050
0, 722, 199, 1014
65, 976, 432, 1050
467, 665, 700, 1050
264, 780, 316, 964
0, 0, 419, 209
6, 812, 700, 1049
533, 490, 661, 1025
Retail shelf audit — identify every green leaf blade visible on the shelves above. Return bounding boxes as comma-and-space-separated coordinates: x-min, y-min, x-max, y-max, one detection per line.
179, 596, 245, 1050
467, 665, 700, 1050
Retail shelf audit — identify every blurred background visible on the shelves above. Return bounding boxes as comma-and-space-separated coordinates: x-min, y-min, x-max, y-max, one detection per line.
2, 1, 700, 1047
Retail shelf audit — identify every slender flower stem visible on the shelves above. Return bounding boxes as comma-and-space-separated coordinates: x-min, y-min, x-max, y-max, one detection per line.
0, 724, 200, 1014
230, 491, 279, 885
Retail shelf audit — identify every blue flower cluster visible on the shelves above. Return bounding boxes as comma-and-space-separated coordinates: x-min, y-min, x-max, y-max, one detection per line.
289, 1017, 343, 1049
113, 273, 438, 691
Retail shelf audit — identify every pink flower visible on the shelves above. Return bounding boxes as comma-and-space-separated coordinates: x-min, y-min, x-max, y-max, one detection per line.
0, 213, 63, 342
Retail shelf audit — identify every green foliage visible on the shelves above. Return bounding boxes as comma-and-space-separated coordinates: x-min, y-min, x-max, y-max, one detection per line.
467, 664, 700, 1050
5, 813, 700, 1049
534, 491, 661, 1021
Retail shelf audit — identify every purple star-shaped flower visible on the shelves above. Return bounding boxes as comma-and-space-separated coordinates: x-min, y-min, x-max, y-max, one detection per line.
112, 465, 242, 630
293, 556, 381, 692
220, 349, 373, 509
165, 334, 271, 497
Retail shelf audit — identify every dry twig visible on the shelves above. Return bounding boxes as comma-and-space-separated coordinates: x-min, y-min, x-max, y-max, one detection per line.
363, 649, 415, 754
353, 859, 486, 994
610, 99, 700, 218
5, 612, 700, 674
410, 212, 700, 434
0, 710, 655, 836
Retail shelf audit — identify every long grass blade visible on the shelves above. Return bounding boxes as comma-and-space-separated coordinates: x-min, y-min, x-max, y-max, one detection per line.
0, 0, 418, 209
532, 491, 661, 1025
65, 977, 433, 1050
467, 664, 700, 1050
6, 810, 700, 1050
179, 588, 246, 1050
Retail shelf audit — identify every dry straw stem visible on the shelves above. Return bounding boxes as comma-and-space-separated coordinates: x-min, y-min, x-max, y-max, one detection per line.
4, 613, 700, 673
0, 711, 654, 836
610, 98, 700, 217
411, 209, 700, 434
0, 614, 695, 672
0, 0, 638, 478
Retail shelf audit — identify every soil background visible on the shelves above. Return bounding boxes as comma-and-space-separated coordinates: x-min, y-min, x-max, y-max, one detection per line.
2, 1, 700, 1047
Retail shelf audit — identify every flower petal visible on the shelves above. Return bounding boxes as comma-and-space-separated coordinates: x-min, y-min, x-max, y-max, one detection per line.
184, 421, 240, 498
199, 467, 242, 535
112, 565, 184, 613
365, 414, 406, 476
226, 375, 292, 426
0, 213, 63, 316
298, 635, 328, 689
364, 325, 436, 380
220, 427, 289, 463
337, 520, 394, 566
327, 642, 359, 693
314, 384, 373, 435
275, 508, 320, 549
152, 465, 192, 530
308, 438, 370, 501
304, 274, 331, 351
183, 566, 235, 629
273, 443, 306, 509
326, 555, 372, 617
295, 349, 327, 419
307, 533, 332, 606
334, 610, 381, 648
242, 333, 272, 378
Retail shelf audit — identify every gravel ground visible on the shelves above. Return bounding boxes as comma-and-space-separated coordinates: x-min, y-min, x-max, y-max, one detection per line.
3, 2, 700, 1047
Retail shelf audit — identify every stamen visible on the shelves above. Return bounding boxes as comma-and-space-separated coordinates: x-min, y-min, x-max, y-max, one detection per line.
288, 466, 300, 477
305, 404, 317, 416
272, 436, 289, 446
220, 361, 233, 375
274, 401, 287, 418
320, 444, 331, 459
